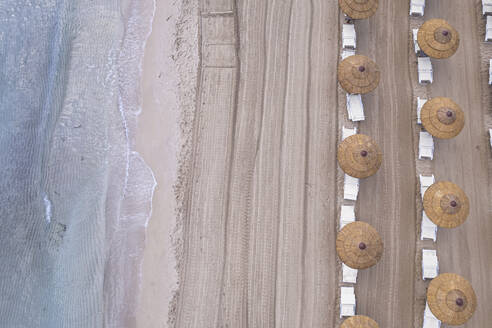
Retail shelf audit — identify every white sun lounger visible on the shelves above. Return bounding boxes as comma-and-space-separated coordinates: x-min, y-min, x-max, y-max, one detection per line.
343, 24, 356, 49
484, 0, 492, 15
346, 94, 365, 122
413, 29, 421, 55
344, 174, 360, 201
489, 59, 492, 85
410, 0, 425, 16
418, 57, 433, 84
419, 131, 434, 160
417, 97, 427, 124
340, 205, 356, 229
340, 286, 356, 318
422, 249, 439, 280
423, 303, 441, 328
342, 264, 358, 284
342, 126, 357, 140
419, 174, 435, 199
487, 16, 492, 41
421, 211, 437, 241
341, 49, 356, 60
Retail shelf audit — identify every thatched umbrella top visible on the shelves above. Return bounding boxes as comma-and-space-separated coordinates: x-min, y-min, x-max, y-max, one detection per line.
338, 55, 380, 94
341, 315, 379, 328
423, 181, 469, 228
339, 0, 378, 19
417, 19, 460, 59
337, 134, 382, 179
427, 273, 477, 325
336, 221, 383, 269
421, 97, 464, 139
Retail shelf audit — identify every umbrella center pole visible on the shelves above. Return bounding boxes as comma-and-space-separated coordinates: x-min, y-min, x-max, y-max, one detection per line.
437, 108, 457, 125
434, 27, 453, 44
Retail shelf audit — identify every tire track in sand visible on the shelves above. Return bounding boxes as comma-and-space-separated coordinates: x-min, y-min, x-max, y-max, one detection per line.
175, 0, 340, 326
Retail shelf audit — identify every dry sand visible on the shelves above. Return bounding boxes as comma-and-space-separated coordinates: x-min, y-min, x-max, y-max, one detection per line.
349, 2, 417, 326
175, 0, 340, 326
409, 2, 492, 327
137, 0, 492, 327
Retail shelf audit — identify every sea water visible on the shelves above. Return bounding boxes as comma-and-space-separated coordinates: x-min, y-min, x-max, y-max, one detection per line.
0, 1, 156, 327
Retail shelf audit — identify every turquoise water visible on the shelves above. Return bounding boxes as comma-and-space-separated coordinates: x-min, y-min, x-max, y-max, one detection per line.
0, 1, 156, 327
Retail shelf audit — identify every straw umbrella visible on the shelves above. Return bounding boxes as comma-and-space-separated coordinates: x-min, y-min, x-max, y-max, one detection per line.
337, 134, 382, 179
336, 221, 383, 270
423, 181, 469, 228
421, 97, 464, 139
341, 315, 379, 328
427, 273, 477, 325
338, 55, 380, 94
339, 0, 378, 19
417, 19, 460, 59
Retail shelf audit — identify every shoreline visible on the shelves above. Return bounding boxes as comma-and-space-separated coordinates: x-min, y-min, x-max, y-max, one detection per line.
135, 0, 199, 327
135, 0, 179, 325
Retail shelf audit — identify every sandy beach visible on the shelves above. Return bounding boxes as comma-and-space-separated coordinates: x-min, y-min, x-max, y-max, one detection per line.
135, 1, 180, 327
136, 0, 492, 327
136, 0, 199, 327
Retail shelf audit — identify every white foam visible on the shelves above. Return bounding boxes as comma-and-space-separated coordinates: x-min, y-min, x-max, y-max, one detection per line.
43, 193, 52, 224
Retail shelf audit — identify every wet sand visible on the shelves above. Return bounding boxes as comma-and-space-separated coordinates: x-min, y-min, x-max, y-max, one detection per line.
139, 0, 492, 327
135, 0, 181, 327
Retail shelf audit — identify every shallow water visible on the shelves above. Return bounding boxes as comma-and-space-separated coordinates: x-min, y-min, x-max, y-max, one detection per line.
0, 1, 156, 327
